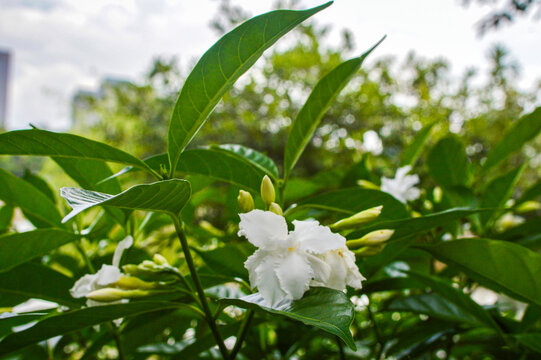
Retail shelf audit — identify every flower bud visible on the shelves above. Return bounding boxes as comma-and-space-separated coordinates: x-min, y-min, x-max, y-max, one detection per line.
515, 201, 541, 213
114, 276, 157, 290
346, 229, 395, 249
353, 244, 386, 257
356, 179, 380, 190
330, 206, 383, 231
86, 288, 150, 302
268, 202, 283, 216
433, 186, 442, 203
152, 253, 169, 266
237, 190, 255, 213
260, 175, 275, 207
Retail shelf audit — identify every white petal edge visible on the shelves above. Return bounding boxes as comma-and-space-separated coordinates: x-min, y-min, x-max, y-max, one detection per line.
238, 210, 288, 250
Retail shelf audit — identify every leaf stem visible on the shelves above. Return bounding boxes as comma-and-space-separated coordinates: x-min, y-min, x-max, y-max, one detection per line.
171, 215, 231, 360
336, 336, 346, 360
230, 310, 254, 359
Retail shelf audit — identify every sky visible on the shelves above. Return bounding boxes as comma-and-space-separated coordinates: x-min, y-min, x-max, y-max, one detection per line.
0, 0, 540, 131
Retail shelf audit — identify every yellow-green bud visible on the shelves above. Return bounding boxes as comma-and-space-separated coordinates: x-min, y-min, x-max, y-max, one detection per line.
353, 244, 386, 257
515, 201, 541, 213
433, 186, 443, 203
346, 229, 395, 249
269, 202, 283, 216
330, 206, 383, 231
356, 179, 380, 190
86, 288, 150, 302
260, 175, 275, 207
114, 276, 157, 290
237, 190, 255, 213
152, 253, 169, 266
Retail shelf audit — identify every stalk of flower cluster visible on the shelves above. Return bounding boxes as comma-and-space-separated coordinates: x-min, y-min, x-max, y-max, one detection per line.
170, 215, 231, 360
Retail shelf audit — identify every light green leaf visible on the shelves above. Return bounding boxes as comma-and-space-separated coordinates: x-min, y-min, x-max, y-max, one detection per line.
417, 238, 541, 307
0, 229, 81, 272
517, 178, 541, 204
427, 135, 471, 188
480, 165, 524, 225
215, 144, 279, 180
0, 168, 62, 228
0, 129, 156, 176
0, 302, 181, 355
60, 180, 191, 223
220, 287, 356, 350
167, 2, 333, 175
284, 38, 384, 178
401, 122, 435, 166
0, 205, 14, 233
483, 107, 541, 171
0, 263, 82, 307
22, 170, 56, 203
293, 188, 408, 221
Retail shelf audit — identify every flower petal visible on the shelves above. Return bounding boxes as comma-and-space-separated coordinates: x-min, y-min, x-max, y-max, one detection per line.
275, 251, 313, 300
291, 220, 345, 254
95, 265, 122, 286
70, 273, 98, 298
253, 256, 287, 307
305, 252, 331, 283
244, 248, 268, 290
112, 236, 134, 268
238, 210, 288, 250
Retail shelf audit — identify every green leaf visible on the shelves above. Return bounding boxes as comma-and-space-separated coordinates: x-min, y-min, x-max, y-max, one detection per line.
0, 168, 62, 228
406, 272, 502, 333
0, 263, 82, 307
0, 302, 180, 355
22, 170, 56, 203
0, 229, 81, 272
53, 158, 122, 195
427, 135, 471, 188
0, 205, 14, 233
215, 144, 279, 180
167, 2, 333, 175
0, 129, 156, 175
220, 287, 356, 350
480, 165, 524, 225
387, 293, 482, 325
401, 122, 436, 166
293, 188, 408, 221
483, 107, 541, 171
284, 38, 384, 178
60, 179, 191, 222
195, 243, 254, 282
0, 314, 46, 340
515, 333, 541, 354
416, 238, 541, 307
517, 178, 541, 204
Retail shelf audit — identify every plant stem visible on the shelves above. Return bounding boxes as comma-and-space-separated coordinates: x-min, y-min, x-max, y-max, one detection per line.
107, 323, 125, 360
230, 310, 254, 359
336, 336, 346, 360
171, 215, 231, 360
366, 301, 384, 359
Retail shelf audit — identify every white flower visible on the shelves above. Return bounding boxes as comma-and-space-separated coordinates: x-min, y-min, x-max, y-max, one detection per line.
70, 236, 133, 306
311, 247, 365, 291
239, 210, 364, 307
380, 165, 420, 203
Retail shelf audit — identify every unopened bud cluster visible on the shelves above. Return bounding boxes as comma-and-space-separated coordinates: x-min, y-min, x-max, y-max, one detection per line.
237, 175, 282, 215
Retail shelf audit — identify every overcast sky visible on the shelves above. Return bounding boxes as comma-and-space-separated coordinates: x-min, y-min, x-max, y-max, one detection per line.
1, 0, 540, 131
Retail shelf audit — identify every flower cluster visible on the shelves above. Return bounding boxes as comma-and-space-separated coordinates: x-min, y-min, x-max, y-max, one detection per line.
239, 210, 365, 307
381, 165, 421, 203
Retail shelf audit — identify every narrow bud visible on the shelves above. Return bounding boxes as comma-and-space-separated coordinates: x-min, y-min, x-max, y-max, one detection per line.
353, 244, 386, 257
260, 175, 275, 207
114, 276, 157, 290
152, 253, 169, 266
515, 201, 541, 213
433, 186, 443, 203
346, 229, 395, 249
86, 288, 150, 302
357, 179, 380, 190
269, 202, 283, 216
330, 206, 383, 231
237, 190, 255, 213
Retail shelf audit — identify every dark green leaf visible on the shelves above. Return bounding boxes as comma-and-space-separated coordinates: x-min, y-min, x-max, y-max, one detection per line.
167, 2, 332, 175
293, 188, 408, 221
195, 243, 254, 281
401, 122, 436, 166
520, 305, 541, 332
0, 314, 45, 340
0, 205, 14, 233
61, 180, 191, 222
53, 158, 122, 195
0, 263, 82, 307
517, 178, 541, 204
480, 165, 524, 225
515, 333, 541, 353
427, 135, 471, 188
0, 168, 62, 227
284, 38, 384, 178
0, 229, 80, 272
0, 302, 180, 355
483, 107, 541, 171
215, 144, 279, 180
220, 287, 356, 350
22, 170, 56, 203
417, 238, 541, 306
0, 129, 155, 175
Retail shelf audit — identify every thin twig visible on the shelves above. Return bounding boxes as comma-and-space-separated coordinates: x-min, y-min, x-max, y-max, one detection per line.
230, 310, 254, 359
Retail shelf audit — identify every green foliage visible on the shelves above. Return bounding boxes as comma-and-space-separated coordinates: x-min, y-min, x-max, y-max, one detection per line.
0, 2, 540, 360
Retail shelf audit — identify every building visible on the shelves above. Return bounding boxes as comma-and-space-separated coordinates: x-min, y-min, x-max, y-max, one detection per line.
0, 51, 10, 130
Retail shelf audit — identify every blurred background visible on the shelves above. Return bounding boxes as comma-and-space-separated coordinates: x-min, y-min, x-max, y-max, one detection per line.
1, 0, 540, 184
